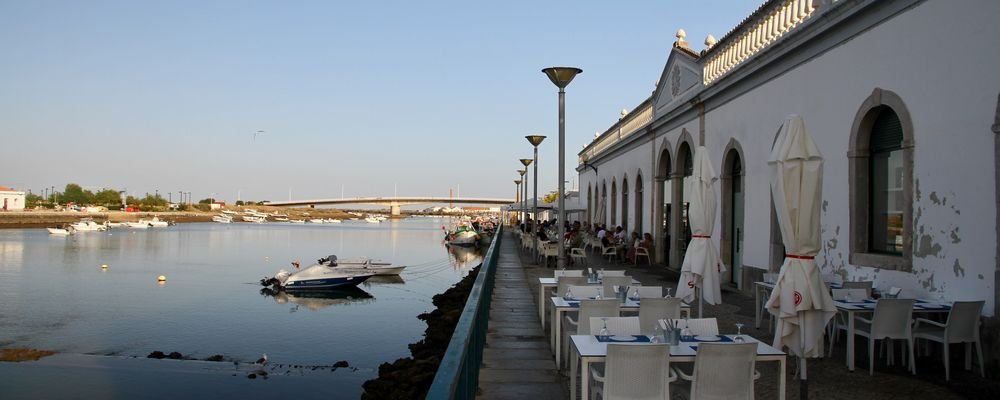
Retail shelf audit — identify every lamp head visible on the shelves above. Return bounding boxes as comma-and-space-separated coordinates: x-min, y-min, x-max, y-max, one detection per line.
520, 158, 533, 167
514, 180, 521, 185
542, 67, 583, 89
525, 135, 547, 147
518, 169, 527, 177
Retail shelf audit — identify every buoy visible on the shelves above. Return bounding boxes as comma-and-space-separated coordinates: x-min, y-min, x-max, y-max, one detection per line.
101, 264, 108, 270
157, 275, 167, 282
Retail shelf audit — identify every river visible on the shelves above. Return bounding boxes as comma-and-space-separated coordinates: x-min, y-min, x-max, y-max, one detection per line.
0, 217, 482, 398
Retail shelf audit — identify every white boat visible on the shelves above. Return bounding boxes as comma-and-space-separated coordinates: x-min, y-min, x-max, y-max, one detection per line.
105, 221, 128, 228
260, 263, 374, 290
274, 217, 289, 222
47, 226, 73, 235
212, 214, 233, 223
309, 219, 325, 224
242, 215, 266, 223
324, 218, 342, 223
70, 219, 107, 232
139, 217, 169, 227
221, 210, 239, 215
443, 222, 480, 246
320, 255, 406, 276
125, 221, 149, 229
288, 219, 306, 224
364, 216, 381, 224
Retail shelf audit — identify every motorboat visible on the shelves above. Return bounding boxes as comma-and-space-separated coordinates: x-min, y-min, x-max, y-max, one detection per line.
260, 263, 374, 290
125, 221, 149, 229
47, 225, 73, 235
139, 217, 169, 227
212, 214, 233, 223
221, 210, 239, 215
105, 221, 128, 228
288, 219, 306, 224
324, 218, 342, 223
319, 255, 406, 276
273, 217, 289, 222
364, 216, 381, 224
443, 222, 479, 247
70, 218, 107, 232
242, 215, 266, 223
309, 219, 325, 224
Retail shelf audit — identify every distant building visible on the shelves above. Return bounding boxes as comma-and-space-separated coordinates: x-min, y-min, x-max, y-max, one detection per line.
210, 202, 226, 210
0, 186, 26, 211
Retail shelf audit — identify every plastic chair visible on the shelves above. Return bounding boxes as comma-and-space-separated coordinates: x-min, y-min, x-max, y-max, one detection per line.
592, 344, 675, 400
548, 277, 588, 326
600, 270, 627, 278
676, 342, 757, 400
827, 288, 874, 356
541, 242, 559, 267
602, 276, 633, 298
842, 281, 874, 298
669, 318, 719, 336
570, 247, 588, 266
634, 246, 651, 265
913, 300, 985, 380
589, 316, 641, 335
634, 286, 663, 298
854, 298, 916, 376
564, 299, 620, 370
602, 244, 620, 263
567, 285, 603, 299
554, 269, 584, 278
639, 298, 683, 335
831, 288, 870, 301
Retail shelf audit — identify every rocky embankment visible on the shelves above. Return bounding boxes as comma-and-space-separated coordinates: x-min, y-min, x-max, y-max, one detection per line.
361, 264, 481, 399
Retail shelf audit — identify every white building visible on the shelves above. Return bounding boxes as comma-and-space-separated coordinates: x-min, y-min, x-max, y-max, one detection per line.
577, 0, 999, 326
0, 187, 26, 211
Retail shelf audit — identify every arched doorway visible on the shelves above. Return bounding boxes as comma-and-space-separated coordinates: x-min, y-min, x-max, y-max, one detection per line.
622, 175, 629, 232
675, 142, 694, 267
656, 149, 673, 265
722, 148, 744, 288
587, 185, 593, 226
635, 171, 644, 235
611, 179, 618, 226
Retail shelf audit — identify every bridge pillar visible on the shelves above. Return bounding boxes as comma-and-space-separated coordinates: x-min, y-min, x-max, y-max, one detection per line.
390, 204, 401, 216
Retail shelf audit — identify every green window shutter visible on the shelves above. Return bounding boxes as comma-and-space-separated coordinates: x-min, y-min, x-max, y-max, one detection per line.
871, 108, 903, 152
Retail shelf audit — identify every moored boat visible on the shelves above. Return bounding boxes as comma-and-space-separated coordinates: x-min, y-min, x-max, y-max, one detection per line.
443, 222, 480, 246
260, 263, 374, 290
70, 218, 107, 232
47, 225, 73, 235
212, 214, 233, 223
323, 255, 406, 276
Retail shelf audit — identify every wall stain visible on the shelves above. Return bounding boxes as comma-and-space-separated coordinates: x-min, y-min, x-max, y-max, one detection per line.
979, 274, 985, 280
929, 191, 941, 205
953, 259, 965, 278
822, 200, 828, 212
950, 227, 960, 244
915, 230, 942, 257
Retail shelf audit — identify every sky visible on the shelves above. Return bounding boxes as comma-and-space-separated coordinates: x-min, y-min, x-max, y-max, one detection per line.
1, 0, 761, 203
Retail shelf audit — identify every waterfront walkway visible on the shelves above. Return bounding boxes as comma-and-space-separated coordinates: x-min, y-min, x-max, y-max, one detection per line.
476, 232, 566, 399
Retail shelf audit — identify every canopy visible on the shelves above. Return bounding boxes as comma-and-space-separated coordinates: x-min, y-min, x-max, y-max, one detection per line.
765, 115, 836, 360
675, 146, 725, 310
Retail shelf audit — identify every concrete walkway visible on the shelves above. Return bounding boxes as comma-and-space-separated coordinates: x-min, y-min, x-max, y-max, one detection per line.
477, 232, 566, 400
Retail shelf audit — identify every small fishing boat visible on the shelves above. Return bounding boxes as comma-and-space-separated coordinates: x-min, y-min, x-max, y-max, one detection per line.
288, 219, 306, 224
443, 222, 480, 247
47, 225, 73, 235
70, 218, 107, 232
321, 255, 406, 276
125, 221, 150, 229
324, 218, 342, 223
212, 214, 233, 223
309, 218, 325, 224
260, 263, 374, 290
364, 216, 380, 224
242, 215, 266, 223
274, 217, 289, 222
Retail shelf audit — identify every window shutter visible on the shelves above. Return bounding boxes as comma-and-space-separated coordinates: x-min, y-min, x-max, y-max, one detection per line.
871, 109, 903, 152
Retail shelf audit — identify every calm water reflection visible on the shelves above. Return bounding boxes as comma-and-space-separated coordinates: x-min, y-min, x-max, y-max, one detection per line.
0, 217, 482, 397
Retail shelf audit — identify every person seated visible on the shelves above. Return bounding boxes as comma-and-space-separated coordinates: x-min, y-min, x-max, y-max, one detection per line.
625, 232, 641, 263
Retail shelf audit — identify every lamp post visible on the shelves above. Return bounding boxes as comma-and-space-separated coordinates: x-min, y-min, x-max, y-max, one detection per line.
542, 66, 582, 269
525, 135, 546, 262
513, 179, 522, 226
518, 169, 527, 231
520, 158, 534, 258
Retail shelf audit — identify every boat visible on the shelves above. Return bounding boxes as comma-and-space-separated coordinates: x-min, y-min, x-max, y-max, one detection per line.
70, 218, 107, 232
324, 218, 342, 223
47, 225, 73, 235
260, 263, 375, 290
212, 214, 233, 223
443, 222, 480, 246
242, 215, 266, 223
105, 221, 128, 228
221, 210, 239, 215
364, 216, 381, 224
288, 219, 306, 224
320, 255, 406, 276
125, 221, 150, 229
309, 219, 325, 224
139, 217, 169, 227
274, 217, 289, 222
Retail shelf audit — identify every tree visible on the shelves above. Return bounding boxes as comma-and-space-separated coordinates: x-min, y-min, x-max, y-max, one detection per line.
198, 198, 216, 204
61, 183, 94, 205
93, 189, 122, 206
25, 193, 43, 208
543, 191, 560, 204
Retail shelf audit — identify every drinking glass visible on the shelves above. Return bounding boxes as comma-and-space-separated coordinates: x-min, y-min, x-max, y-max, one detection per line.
680, 317, 692, 340
664, 287, 673, 298
564, 287, 574, 300
733, 323, 746, 343
630, 288, 640, 302
599, 317, 610, 340
844, 291, 853, 303
650, 324, 661, 343
595, 287, 603, 300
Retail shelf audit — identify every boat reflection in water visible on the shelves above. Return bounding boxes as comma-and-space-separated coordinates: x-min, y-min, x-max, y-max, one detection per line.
364, 275, 406, 286
259, 286, 374, 312
446, 244, 484, 269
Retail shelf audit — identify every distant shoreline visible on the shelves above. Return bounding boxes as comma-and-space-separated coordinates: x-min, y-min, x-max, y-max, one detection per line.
0, 208, 352, 229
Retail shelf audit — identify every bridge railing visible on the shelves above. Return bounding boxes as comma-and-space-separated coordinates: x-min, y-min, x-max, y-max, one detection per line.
425, 225, 502, 400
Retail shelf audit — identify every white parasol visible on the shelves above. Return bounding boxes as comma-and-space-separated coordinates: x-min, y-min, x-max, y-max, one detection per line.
675, 146, 725, 317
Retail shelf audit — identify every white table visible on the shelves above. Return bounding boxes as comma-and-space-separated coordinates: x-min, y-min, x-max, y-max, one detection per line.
536, 276, 638, 331
549, 296, 689, 369
834, 298, 952, 371
570, 334, 786, 400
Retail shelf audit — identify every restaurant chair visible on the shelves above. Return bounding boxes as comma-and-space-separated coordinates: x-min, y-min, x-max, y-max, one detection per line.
570, 247, 588, 266
912, 300, 985, 380
822, 273, 843, 287
564, 299, 620, 369
554, 269, 584, 278
634, 246, 651, 265
635, 286, 663, 298
567, 285, 603, 299
602, 244, 620, 264
639, 298, 682, 335
588, 316, 641, 335
832, 288, 870, 301
853, 298, 916, 376
842, 281, 874, 298
591, 344, 675, 400
602, 276, 634, 298
547, 277, 588, 329
541, 242, 559, 268
600, 270, 627, 278
827, 288, 875, 356
676, 342, 758, 400
668, 318, 719, 336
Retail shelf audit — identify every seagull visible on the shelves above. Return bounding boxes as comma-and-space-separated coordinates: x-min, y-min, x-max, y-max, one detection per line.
255, 353, 268, 365
251, 130, 265, 143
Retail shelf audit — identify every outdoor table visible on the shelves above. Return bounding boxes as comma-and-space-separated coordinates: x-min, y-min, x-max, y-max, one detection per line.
570, 334, 786, 400
834, 298, 953, 371
549, 296, 689, 369
754, 280, 842, 329
536, 276, 638, 331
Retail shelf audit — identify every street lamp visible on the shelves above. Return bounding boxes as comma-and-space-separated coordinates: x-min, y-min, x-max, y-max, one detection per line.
513, 179, 521, 226
542, 66, 582, 269
525, 135, 546, 261
518, 169, 527, 232
520, 158, 534, 258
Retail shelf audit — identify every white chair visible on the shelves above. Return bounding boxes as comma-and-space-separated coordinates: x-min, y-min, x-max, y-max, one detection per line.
822, 273, 843, 287
677, 342, 758, 400
842, 281, 874, 298
831, 288, 870, 301
589, 316, 641, 335
669, 318, 719, 336
570, 247, 588, 266
540, 242, 559, 267
554, 269, 584, 278
548, 277, 588, 327
567, 285, 603, 299
599, 269, 627, 278
634, 246, 651, 265
762, 273, 778, 284
854, 298, 916, 376
592, 344, 675, 400
913, 300, 986, 380
634, 286, 663, 298
827, 288, 872, 356
639, 298, 682, 335
602, 276, 633, 298
564, 299, 620, 368
602, 244, 619, 264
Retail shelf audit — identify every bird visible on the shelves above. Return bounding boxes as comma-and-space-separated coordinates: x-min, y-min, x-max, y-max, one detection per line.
255, 353, 268, 366
251, 130, 265, 143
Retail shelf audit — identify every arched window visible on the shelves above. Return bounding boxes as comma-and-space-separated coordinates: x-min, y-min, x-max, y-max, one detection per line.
635, 172, 644, 235
601, 181, 608, 226
587, 185, 593, 225
611, 179, 618, 226
849, 88, 914, 271
622, 175, 629, 232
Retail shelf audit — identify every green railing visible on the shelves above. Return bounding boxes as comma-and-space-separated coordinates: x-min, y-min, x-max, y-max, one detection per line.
425, 225, 503, 399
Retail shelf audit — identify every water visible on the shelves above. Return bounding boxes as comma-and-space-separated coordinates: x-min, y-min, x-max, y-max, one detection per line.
0, 217, 483, 398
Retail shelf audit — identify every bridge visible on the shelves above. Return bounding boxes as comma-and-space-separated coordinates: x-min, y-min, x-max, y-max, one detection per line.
263, 197, 514, 216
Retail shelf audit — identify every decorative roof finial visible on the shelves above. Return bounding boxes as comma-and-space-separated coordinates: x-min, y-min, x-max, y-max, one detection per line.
674, 28, 689, 49
705, 34, 717, 48
620, 108, 629, 119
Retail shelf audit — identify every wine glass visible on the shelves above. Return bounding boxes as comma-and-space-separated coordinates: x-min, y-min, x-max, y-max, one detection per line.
680, 317, 692, 341
650, 324, 661, 343
844, 291, 853, 303
595, 287, 603, 300
564, 286, 574, 301
599, 317, 610, 340
630, 288, 640, 302
733, 323, 746, 343
664, 287, 673, 298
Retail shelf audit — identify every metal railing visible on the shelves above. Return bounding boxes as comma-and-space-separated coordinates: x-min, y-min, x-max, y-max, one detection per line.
425, 224, 503, 399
